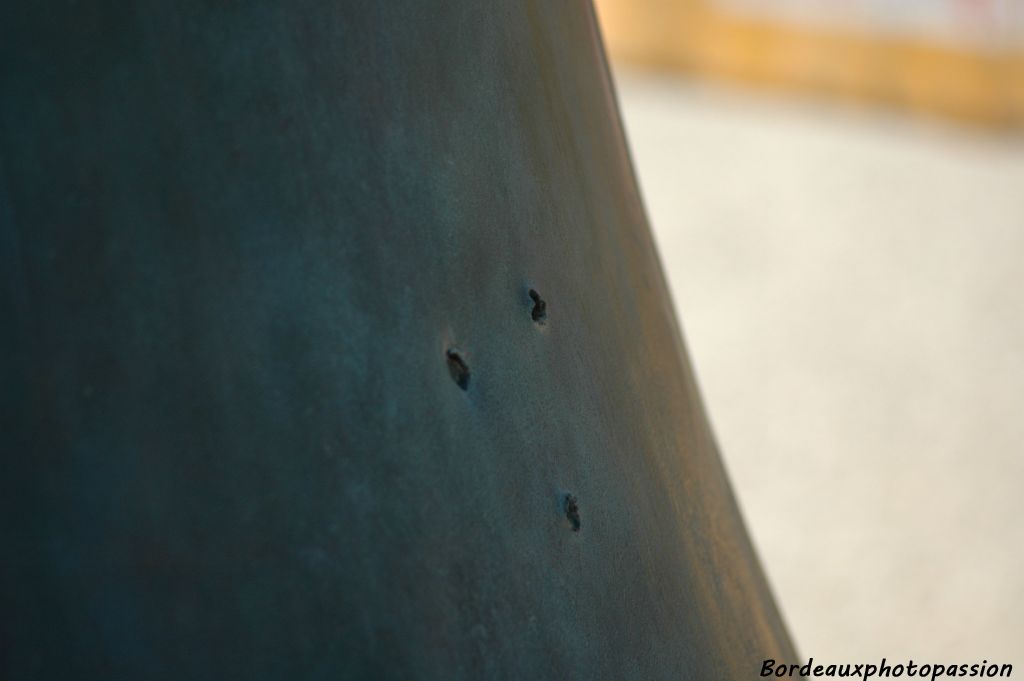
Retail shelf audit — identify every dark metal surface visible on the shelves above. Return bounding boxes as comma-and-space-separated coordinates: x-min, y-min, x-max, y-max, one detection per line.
1, 2, 796, 678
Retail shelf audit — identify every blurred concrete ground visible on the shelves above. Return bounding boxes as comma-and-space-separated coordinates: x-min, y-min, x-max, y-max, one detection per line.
612, 68, 1024, 662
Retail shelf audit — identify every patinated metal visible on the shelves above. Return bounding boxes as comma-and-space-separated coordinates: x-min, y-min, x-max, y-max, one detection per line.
1, 2, 795, 678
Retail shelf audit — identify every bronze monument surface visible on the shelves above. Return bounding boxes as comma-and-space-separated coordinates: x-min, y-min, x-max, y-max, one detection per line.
0, 2, 795, 678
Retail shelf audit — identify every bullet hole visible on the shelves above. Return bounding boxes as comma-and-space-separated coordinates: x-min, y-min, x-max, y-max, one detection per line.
563, 494, 581, 532
446, 348, 470, 390
529, 289, 547, 324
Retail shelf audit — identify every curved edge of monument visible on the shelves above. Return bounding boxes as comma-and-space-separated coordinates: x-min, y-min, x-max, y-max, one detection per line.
0, 1, 797, 678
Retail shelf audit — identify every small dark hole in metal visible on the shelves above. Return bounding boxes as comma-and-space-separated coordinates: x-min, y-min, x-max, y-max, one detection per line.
529, 289, 547, 324
563, 493, 581, 532
446, 349, 470, 390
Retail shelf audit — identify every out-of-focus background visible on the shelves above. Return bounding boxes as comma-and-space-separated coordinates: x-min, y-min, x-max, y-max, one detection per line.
593, 0, 1024, 663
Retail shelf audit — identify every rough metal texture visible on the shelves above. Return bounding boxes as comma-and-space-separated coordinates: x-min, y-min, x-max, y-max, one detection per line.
0, 2, 796, 678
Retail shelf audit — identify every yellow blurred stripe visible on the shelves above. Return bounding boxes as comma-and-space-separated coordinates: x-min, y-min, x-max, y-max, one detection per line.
596, 0, 1024, 129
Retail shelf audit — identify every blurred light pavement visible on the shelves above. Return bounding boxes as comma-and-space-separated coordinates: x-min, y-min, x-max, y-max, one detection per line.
612, 69, 1024, 662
